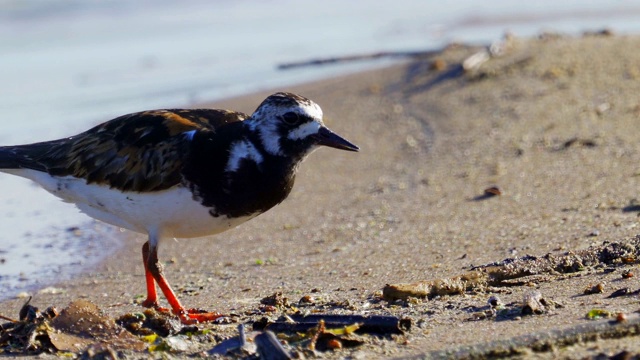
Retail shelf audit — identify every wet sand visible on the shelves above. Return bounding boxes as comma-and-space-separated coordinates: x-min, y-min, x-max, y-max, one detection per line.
3, 33, 640, 358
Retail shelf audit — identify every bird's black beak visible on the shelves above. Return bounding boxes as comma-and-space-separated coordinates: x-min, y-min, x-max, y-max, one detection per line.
314, 126, 359, 152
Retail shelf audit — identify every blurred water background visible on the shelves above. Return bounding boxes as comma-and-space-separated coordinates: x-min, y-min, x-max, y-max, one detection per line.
0, 0, 639, 299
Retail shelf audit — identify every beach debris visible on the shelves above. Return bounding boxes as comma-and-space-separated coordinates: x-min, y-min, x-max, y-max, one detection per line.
209, 324, 257, 356
0, 299, 145, 354
255, 313, 409, 336
488, 295, 504, 309
251, 317, 370, 354
255, 331, 292, 359
484, 186, 502, 196
116, 308, 184, 337
0, 313, 17, 323
462, 50, 491, 72
467, 309, 496, 321
18, 297, 46, 322
470, 292, 558, 322
383, 237, 640, 302
383, 271, 486, 301
583, 283, 605, 295
616, 313, 628, 323
586, 309, 612, 320
521, 290, 548, 315
261, 292, 292, 308
462, 35, 515, 73
145, 334, 190, 353
475, 236, 640, 283
621, 269, 634, 279
472, 186, 502, 201
298, 294, 315, 305
559, 137, 598, 149
0, 297, 57, 353
277, 33, 517, 75
307, 320, 365, 352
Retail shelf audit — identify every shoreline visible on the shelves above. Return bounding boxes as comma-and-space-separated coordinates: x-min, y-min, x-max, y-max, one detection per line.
3, 33, 640, 357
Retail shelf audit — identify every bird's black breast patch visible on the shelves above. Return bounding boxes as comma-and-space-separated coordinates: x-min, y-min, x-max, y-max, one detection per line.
183, 131, 296, 219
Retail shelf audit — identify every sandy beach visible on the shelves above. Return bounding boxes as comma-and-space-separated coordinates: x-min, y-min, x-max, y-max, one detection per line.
2, 33, 640, 358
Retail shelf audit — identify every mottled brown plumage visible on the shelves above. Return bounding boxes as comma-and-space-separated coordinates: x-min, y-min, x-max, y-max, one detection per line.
0, 109, 248, 192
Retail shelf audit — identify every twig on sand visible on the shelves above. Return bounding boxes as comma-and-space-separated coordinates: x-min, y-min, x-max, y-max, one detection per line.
278, 35, 515, 71
256, 314, 410, 335
0, 314, 17, 323
277, 49, 449, 70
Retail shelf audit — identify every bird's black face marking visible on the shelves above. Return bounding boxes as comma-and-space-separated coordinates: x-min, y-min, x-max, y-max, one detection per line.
274, 119, 321, 159
280, 112, 302, 126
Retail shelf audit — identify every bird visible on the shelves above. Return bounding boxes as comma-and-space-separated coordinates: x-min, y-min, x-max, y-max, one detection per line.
0, 92, 359, 324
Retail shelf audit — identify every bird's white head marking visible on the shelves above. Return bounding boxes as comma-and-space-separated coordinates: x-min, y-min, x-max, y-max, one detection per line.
246, 92, 324, 157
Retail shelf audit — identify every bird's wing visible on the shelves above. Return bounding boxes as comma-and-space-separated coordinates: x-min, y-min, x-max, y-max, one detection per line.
2, 109, 249, 192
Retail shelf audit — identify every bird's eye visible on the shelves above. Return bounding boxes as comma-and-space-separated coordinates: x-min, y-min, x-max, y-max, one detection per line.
281, 112, 300, 126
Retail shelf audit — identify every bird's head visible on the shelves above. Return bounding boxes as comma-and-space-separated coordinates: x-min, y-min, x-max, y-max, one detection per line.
246, 92, 359, 159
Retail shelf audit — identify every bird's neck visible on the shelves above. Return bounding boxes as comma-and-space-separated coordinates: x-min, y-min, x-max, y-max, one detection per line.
182, 127, 299, 218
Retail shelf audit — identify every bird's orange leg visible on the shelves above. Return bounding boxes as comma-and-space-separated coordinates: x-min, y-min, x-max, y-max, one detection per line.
140, 241, 223, 324
141, 242, 167, 311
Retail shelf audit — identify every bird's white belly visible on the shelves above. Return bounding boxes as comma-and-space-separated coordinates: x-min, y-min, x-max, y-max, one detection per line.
3, 169, 252, 238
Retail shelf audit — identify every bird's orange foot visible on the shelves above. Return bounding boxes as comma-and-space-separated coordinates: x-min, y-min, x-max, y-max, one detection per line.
176, 308, 224, 325
140, 299, 222, 324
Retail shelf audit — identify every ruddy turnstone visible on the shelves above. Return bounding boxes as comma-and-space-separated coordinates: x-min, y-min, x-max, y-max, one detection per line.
0, 92, 358, 324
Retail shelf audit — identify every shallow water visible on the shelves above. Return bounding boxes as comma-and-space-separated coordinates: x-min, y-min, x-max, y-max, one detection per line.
0, 0, 639, 299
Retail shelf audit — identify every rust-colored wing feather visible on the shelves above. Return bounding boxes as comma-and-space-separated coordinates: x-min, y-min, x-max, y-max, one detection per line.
1, 109, 248, 192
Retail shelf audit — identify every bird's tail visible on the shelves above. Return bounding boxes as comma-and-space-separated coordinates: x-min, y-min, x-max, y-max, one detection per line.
0, 147, 22, 169
0, 143, 55, 171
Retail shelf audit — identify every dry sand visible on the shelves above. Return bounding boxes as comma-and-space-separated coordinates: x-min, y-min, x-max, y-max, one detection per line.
2, 33, 640, 358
